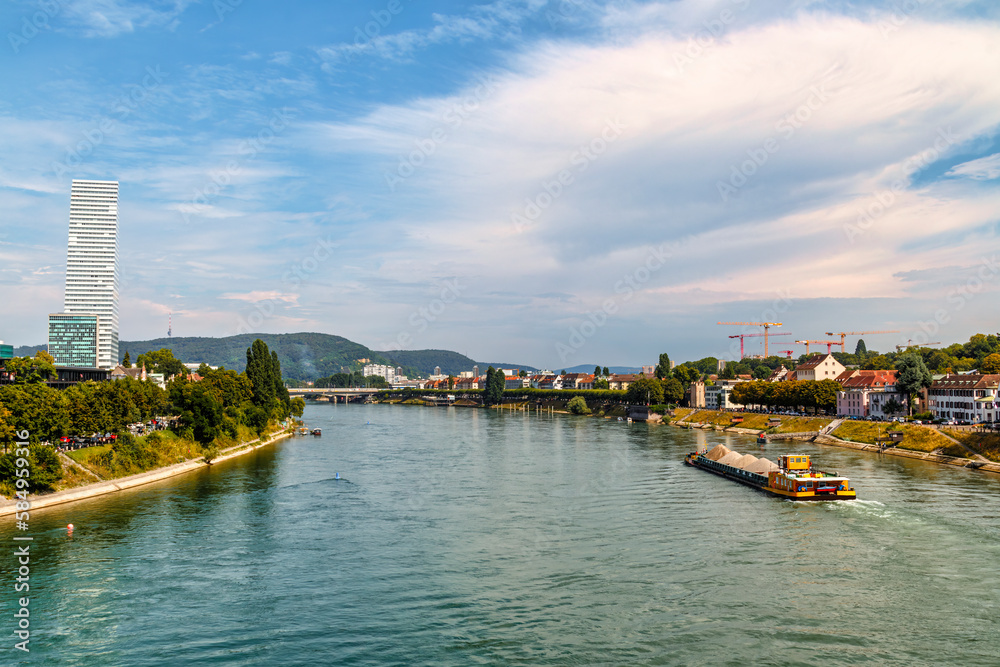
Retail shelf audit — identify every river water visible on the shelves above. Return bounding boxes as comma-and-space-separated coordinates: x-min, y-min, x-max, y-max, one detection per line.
5, 403, 1000, 666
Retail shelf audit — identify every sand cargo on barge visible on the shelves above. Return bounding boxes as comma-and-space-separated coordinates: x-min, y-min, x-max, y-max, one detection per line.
685, 445, 856, 500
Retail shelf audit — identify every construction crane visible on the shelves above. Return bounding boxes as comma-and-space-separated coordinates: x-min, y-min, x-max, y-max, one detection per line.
775, 350, 795, 359
728, 332, 792, 358
824, 329, 901, 352
795, 340, 843, 355
718, 322, 783, 358
896, 340, 940, 351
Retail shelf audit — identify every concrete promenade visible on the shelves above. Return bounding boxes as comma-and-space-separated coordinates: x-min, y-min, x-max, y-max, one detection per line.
0, 430, 293, 517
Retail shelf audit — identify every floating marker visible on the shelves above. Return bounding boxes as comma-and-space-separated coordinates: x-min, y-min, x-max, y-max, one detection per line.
335, 473, 340, 480
67, 524, 74, 532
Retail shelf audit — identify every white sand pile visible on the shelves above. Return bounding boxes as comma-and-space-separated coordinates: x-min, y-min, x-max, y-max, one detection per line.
705, 444, 731, 461
733, 454, 759, 470
745, 458, 779, 474
717, 451, 743, 467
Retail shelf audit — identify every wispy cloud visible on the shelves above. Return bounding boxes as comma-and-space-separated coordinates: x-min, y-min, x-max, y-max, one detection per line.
61, 0, 199, 37
316, 0, 544, 68
947, 153, 1000, 181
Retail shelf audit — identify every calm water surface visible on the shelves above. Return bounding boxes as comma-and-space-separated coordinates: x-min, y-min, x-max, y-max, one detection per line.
5, 403, 1000, 665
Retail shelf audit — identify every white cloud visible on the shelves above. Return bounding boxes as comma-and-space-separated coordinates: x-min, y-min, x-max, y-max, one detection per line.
947, 153, 1000, 181
220, 291, 300, 304
61, 0, 199, 37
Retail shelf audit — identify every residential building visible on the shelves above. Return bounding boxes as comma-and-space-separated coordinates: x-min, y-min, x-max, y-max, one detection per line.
63, 179, 119, 369
47, 313, 100, 367
927, 374, 1000, 423
705, 379, 747, 410
454, 376, 480, 390
561, 373, 594, 389
110, 364, 166, 389
505, 375, 529, 389
0, 343, 12, 360
793, 354, 845, 382
363, 364, 404, 383
608, 374, 642, 390
835, 370, 902, 419
767, 366, 789, 382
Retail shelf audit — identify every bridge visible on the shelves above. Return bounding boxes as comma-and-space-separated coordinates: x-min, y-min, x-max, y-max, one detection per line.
288, 387, 383, 403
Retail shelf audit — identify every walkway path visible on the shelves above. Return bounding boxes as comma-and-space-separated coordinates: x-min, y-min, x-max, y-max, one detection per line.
0, 430, 293, 517
932, 428, 990, 463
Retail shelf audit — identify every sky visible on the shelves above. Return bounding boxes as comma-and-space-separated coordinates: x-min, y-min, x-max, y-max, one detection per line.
1, 0, 999, 369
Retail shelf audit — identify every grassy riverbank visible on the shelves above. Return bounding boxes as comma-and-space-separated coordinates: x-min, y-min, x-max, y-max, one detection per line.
941, 430, 1000, 462
831, 421, 965, 456
674, 409, 833, 434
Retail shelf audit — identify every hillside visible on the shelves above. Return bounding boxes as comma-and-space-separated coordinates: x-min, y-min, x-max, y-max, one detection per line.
118, 333, 391, 380
376, 349, 480, 376
16, 333, 540, 380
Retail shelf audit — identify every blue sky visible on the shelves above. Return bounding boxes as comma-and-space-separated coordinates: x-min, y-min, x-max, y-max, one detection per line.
2, 0, 999, 368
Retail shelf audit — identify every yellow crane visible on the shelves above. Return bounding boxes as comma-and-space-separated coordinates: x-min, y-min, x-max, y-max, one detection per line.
718, 322, 783, 357
795, 340, 843, 355
896, 340, 940, 351
824, 329, 901, 353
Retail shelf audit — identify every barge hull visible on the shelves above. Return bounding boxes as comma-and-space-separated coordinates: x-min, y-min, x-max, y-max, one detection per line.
685, 454, 856, 501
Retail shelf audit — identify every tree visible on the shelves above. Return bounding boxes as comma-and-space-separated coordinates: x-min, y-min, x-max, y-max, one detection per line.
752, 365, 772, 380
447, 375, 456, 390
567, 396, 591, 415
245, 339, 277, 408
655, 353, 671, 380
594, 366, 602, 377
862, 354, 894, 371
4, 355, 56, 384
895, 353, 932, 416
883, 397, 904, 417
518, 369, 528, 378
662, 378, 684, 404
981, 353, 1000, 374
602, 366, 610, 376
593, 378, 610, 390
855, 339, 867, 357
626, 377, 663, 405
673, 365, 698, 385
135, 348, 186, 379
483, 367, 504, 406
123, 350, 132, 368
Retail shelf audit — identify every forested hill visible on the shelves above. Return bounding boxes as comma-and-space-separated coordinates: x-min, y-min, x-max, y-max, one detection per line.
15, 332, 534, 381
117, 333, 389, 380
377, 349, 481, 376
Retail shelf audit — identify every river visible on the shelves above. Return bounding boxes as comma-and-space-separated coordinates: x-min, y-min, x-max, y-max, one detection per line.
5, 403, 1000, 665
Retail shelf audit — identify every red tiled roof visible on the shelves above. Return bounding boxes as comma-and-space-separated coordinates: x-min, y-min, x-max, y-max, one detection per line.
795, 355, 831, 370
932, 374, 1000, 389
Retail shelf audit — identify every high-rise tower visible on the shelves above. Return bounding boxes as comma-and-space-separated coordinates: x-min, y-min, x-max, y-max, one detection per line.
62, 179, 119, 369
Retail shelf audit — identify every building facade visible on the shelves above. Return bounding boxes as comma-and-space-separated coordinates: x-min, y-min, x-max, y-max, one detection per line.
793, 354, 845, 382
47, 313, 100, 367
927, 374, 1000, 423
835, 370, 902, 419
706, 379, 746, 410
63, 180, 119, 368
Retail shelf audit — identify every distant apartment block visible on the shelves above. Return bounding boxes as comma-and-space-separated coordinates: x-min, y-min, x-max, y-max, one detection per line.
63, 179, 119, 368
48, 313, 100, 367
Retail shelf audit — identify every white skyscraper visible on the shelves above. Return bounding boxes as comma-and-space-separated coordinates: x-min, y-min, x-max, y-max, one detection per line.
63, 179, 119, 369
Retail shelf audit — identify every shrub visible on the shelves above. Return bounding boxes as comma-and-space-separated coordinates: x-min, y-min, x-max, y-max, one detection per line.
567, 396, 592, 415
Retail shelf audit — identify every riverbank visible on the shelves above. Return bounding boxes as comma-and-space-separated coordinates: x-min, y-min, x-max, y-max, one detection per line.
668, 409, 1000, 475
0, 428, 294, 517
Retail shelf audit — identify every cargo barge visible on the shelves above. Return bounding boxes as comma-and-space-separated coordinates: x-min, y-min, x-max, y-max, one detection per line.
685, 444, 856, 500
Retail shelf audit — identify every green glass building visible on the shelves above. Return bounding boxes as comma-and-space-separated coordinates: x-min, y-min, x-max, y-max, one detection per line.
0, 344, 12, 360
48, 313, 100, 368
